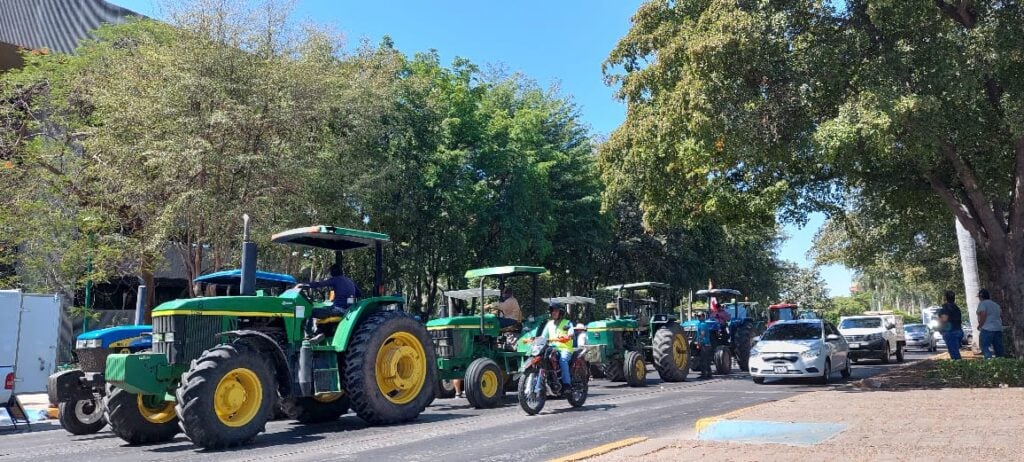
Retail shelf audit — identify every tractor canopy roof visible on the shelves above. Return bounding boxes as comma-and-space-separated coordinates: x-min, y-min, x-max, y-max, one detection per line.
194, 269, 297, 286
542, 296, 596, 306
769, 303, 799, 310
271, 225, 389, 251
602, 282, 672, 291
464, 265, 547, 279
695, 288, 743, 298
443, 288, 501, 301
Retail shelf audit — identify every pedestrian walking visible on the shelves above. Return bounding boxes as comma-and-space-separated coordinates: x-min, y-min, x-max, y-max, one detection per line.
938, 291, 964, 360
976, 288, 1005, 359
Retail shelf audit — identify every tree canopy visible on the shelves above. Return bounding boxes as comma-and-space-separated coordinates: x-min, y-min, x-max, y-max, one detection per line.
603, 0, 1024, 354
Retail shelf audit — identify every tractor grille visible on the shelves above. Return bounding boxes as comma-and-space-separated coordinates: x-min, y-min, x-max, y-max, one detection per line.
430, 329, 458, 359
77, 348, 109, 373
760, 353, 799, 363
153, 315, 236, 365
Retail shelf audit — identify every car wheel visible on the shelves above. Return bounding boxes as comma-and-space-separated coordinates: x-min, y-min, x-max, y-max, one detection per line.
752, 376, 765, 385
880, 342, 891, 364
817, 360, 831, 385
840, 358, 852, 379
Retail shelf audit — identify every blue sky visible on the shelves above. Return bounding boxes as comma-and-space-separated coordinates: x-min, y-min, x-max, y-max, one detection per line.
111, 0, 853, 295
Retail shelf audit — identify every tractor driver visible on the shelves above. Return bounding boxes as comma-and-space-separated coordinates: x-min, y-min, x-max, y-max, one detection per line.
537, 303, 574, 395
296, 264, 361, 341
488, 287, 522, 330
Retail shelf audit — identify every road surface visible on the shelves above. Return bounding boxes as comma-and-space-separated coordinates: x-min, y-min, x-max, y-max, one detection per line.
0, 352, 929, 461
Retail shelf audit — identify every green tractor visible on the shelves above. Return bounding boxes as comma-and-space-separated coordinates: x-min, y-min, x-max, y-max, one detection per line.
102, 223, 436, 449
588, 282, 689, 384
425, 266, 546, 409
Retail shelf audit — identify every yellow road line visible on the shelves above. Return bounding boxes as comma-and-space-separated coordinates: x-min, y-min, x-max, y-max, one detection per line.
549, 437, 649, 462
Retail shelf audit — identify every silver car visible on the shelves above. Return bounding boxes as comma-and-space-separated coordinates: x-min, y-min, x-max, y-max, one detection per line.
904, 324, 936, 352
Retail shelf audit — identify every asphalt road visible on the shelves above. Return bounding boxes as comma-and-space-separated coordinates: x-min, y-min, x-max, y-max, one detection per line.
0, 351, 930, 462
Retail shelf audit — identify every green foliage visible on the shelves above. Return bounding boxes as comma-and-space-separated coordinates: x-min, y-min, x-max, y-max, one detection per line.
778, 263, 832, 311
932, 358, 1024, 388
824, 292, 873, 325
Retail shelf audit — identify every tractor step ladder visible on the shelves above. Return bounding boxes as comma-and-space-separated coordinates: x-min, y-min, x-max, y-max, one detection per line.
2, 395, 32, 431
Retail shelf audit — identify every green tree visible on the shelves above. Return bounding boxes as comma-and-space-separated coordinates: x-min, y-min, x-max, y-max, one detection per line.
605, 0, 1024, 356
778, 263, 832, 311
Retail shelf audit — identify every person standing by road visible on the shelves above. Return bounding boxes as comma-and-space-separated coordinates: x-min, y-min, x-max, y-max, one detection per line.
976, 288, 1005, 359
696, 312, 714, 379
938, 291, 964, 360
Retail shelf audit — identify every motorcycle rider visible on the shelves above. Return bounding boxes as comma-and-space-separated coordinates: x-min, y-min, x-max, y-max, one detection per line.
537, 303, 574, 395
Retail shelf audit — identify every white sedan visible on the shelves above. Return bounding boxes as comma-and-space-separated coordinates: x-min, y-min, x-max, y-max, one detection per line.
749, 320, 851, 385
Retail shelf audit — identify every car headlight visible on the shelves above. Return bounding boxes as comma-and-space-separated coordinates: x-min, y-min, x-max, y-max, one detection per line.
750, 345, 761, 356
866, 333, 884, 341
801, 349, 821, 360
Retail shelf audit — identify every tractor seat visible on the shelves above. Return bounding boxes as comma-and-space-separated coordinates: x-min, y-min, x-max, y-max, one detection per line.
315, 316, 343, 325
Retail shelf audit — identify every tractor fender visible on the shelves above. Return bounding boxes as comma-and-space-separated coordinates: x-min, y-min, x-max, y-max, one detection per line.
330, 296, 406, 352
219, 330, 292, 397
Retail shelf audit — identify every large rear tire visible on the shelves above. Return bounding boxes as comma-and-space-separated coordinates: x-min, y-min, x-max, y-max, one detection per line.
176, 342, 277, 449
713, 346, 732, 375
601, 358, 626, 382
104, 385, 180, 445
732, 320, 754, 372
517, 369, 546, 415
280, 393, 350, 423
344, 310, 436, 425
465, 358, 504, 409
59, 398, 107, 435
652, 324, 688, 382
623, 350, 647, 387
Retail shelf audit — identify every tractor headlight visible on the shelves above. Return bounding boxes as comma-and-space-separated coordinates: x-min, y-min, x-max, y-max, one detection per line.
151, 333, 163, 342
75, 339, 88, 349
77, 339, 101, 349
164, 332, 174, 343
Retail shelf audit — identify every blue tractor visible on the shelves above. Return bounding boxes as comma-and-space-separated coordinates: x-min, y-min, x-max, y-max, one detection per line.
681, 289, 757, 374
49, 269, 296, 435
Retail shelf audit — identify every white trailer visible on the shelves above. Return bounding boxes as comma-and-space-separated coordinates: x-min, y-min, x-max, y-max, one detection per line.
0, 290, 61, 400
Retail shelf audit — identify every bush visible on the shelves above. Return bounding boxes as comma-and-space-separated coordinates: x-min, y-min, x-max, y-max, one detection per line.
931, 358, 1024, 387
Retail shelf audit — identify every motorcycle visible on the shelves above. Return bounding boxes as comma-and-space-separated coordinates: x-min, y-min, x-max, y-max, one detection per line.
517, 336, 590, 415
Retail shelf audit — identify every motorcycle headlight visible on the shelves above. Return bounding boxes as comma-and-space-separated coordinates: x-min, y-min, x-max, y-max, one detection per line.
801, 348, 821, 360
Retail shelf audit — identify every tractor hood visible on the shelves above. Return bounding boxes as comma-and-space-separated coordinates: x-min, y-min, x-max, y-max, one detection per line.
426, 314, 500, 329
152, 294, 301, 318
77, 325, 151, 343
586, 318, 638, 330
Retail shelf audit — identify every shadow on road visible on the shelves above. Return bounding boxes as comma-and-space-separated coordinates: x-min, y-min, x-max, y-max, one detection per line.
540, 403, 616, 416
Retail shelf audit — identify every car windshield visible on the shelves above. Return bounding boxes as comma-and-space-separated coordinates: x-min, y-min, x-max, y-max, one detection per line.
905, 325, 927, 334
761, 323, 822, 341
840, 318, 881, 329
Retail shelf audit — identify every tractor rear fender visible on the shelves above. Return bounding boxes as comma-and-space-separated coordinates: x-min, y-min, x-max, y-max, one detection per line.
329, 296, 406, 352
219, 330, 292, 397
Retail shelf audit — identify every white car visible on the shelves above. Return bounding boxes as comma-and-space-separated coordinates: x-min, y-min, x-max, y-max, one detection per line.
749, 320, 851, 385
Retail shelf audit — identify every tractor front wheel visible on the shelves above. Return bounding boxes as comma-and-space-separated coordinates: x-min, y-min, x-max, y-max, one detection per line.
465, 358, 504, 409
344, 310, 436, 424
589, 364, 606, 379
104, 385, 179, 444
713, 346, 732, 375
280, 393, 350, 423
175, 342, 277, 449
652, 324, 688, 382
601, 358, 626, 382
435, 380, 457, 399
624, 350, 647, 387
59, 398, 107, 435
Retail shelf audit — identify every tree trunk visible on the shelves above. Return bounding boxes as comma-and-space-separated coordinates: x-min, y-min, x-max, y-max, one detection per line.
996, 267, 1024, 358
955, 218, 982, 353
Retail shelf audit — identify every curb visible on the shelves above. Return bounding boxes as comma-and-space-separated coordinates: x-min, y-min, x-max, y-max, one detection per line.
693, 402, 762, 434
548, 437, 649, 462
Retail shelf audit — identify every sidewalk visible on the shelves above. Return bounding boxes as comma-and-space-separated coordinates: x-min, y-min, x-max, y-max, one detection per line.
592, 385, 1024, 461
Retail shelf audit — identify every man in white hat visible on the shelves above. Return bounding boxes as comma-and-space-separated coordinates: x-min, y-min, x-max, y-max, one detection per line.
573, 322, 588, 348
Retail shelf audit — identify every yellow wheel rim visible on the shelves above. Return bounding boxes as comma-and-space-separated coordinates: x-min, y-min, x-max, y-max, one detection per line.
213, 368, 263, 427
374, 331, 427, 404
672, 334, 688, 368
634, 357, 646, 378
136, 394, 175, 424
313, 392, 345, 403
479, 369, 498, 398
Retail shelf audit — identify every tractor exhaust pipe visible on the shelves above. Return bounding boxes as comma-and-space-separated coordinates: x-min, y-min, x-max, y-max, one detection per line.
298, 340, 314, 396
240, 214, 257, 296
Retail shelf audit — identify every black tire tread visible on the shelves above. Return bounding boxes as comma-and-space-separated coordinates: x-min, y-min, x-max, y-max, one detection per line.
104, 384, 180, 445
652, 324, 688, 382
624, 350, 647, 387
344, 310, 436, 425
465, 358, 504, 409
59, 398, 107, 435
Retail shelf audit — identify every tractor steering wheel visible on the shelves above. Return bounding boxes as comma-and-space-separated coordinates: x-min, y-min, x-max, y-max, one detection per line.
294, 284, 319, 303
